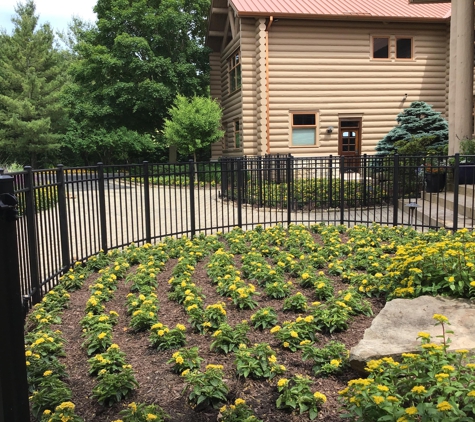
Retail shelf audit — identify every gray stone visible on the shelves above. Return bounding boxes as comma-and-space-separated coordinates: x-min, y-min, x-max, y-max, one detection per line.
349, 295, 475, 373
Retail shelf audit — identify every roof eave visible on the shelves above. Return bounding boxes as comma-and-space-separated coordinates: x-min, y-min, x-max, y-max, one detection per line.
235, 11, 450, 23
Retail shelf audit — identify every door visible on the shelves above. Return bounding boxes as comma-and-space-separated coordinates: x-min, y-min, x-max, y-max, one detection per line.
338, 118, 362, 171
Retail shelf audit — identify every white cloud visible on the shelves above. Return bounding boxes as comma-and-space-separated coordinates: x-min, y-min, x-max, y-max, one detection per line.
0, 0, 97, 33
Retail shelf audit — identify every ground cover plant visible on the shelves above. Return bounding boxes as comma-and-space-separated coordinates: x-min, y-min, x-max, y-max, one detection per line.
25, 224, 475, 421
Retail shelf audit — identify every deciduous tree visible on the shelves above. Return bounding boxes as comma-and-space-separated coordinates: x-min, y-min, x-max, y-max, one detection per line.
163, 95, 224, 161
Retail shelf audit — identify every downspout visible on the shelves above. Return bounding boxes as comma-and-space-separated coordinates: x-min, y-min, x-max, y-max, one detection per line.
265, 16, 274, 154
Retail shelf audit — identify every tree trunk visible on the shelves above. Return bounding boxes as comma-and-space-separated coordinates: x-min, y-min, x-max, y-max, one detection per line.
169, 145, 177, 163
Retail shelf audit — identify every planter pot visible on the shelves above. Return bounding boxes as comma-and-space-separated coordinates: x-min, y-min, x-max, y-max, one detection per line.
458, 164, 475, 184
425, 172, 446, 193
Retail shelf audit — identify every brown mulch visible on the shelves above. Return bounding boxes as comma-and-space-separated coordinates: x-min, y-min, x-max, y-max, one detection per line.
31, 245, 385, 422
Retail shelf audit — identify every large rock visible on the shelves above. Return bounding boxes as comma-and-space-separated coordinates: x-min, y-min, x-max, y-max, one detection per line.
350, 295, 475, 373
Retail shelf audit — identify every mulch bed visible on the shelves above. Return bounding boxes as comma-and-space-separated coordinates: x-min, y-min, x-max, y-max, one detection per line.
30, 241, 386, 422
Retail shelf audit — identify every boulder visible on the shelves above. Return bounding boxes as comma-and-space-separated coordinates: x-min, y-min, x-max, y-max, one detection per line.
350, 295, 475, 373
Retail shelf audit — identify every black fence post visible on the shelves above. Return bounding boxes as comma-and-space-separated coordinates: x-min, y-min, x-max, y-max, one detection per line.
340, 156, 345, 225
189, 160, 196, 238
143, 161, 151, 243
56, 165, 70, 271
237, 158, 243, 228
329, 155, 333, 208
453, 153, 460, 232
393, 154, 399, 227
0, 170, 30, 422
24, 166, 40, 305
286, 155, 292, 225
97, 163, 108, 253
362, 154, 368, 206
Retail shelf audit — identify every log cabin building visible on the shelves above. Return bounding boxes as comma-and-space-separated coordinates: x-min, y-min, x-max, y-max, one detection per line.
206, 0, 455, 160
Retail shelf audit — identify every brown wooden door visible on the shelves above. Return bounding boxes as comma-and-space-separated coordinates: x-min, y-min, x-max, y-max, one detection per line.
338, 118, 362, 170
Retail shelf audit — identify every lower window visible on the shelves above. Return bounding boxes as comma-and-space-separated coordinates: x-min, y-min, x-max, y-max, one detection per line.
291, 113, 318, 146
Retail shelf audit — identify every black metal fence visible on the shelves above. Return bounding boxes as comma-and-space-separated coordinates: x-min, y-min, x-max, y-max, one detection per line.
6, 154, 475, 314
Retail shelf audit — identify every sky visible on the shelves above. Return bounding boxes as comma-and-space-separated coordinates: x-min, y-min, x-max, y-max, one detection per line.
0, 0, 98, 34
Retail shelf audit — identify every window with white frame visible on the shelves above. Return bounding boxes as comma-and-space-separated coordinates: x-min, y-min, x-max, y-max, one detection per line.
291, 113, 318, 146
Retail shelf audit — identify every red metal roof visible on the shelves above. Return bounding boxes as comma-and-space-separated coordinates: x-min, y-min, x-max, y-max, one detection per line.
230, 0, 451, 20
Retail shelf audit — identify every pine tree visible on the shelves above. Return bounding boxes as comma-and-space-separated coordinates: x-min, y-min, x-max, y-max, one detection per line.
0, 1, 68, 167
375, 101, 448, 155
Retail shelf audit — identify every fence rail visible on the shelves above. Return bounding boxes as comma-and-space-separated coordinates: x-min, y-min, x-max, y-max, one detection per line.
7, 154, 475, 314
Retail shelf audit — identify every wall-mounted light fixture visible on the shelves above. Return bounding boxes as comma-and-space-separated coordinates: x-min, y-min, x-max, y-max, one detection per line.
402, 94, 408, 102
327, 126, 333, 134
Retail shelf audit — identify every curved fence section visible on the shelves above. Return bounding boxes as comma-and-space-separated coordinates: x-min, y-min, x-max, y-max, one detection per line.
8, 154, 475, 313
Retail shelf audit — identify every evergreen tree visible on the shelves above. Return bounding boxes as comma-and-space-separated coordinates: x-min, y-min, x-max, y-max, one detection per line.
0, 1, 69, 167
375, 101, 448, 155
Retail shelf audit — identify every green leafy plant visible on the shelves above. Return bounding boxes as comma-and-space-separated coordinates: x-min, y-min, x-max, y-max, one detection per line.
167, 347, 203, 374
265, 280, 293, 299
92, 366, 138, 406
276, 375, 326, 420
250, 307, 279, 330
182, 364, 229, 410
234, 343, 285, 379
210, 322, 250, 354
339, 314, 475, 421
301, 341, 349, 377
39, 401, 83, 422
219, 398, 263, 422
202, 302, 228, 331
270, 315, 318, 351
149, 323, 187, 351
82, 328, 113, 356
87, 344, 127, 376
283, 292, 308, 312
118, 401, 169, 421
30, 373, 72, 418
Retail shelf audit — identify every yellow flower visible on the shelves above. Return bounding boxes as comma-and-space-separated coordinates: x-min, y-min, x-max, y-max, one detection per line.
283, 342, 290, 348
220, 405, 227, 413
277, 378, 288, 387
387, 396, 399, 402
181, 369, 190, 376
43, 370, 53, 377
270, 326, 281, 333
405, 406, 418, 415
411, 385, 426, 394
43, 409, 52, 415
290, 331, 299, 338
98, 332, 107, 340
436, 401, 452, 412
330, 359, 341, 367
146, 414, 157, 421
435, 373, 450, 382
235, 398, 246, 405
268, 355, 277, 363
433, 314, 449, 323
314, 392, 327, 403
417, 332, 430, 339
377, 385, 389, 392
372, 395, 385, 405
128, 402, 137, 413
442, 365, 455, 372
467, 391, 475, 397
176, 324, 186, 331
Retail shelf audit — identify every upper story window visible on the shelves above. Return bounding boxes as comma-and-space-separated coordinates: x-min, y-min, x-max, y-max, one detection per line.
228, 50, 241, 93
372, 37, 390, 59
291, 112, 318, 146
371, 36, 414, 60
396, 37, 413, 59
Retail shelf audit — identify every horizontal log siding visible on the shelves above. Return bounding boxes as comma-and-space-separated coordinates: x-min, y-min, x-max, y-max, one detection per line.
220, 35, 243, 156
267, 20, 449, 156
241, 18, 259, 156
210, 52, 223, 159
